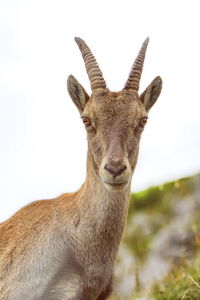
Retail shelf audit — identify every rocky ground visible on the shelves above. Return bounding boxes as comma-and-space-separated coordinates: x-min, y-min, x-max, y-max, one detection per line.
110, 173, 200, 300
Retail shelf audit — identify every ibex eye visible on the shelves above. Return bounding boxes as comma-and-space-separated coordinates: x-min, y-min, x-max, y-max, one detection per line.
82, 117, 91, 127
139, 117, 148, 127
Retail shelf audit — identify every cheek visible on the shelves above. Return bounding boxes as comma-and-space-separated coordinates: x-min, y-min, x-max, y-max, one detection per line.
134, 125, 144, 138
126, 129, 141, 161
88, 134, 104, 165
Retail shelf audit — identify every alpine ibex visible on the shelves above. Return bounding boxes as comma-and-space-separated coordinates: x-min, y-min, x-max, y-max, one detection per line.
0, 37, 162, 299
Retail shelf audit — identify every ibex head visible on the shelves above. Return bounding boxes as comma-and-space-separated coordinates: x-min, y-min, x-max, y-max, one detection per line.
67, 37, 162, 192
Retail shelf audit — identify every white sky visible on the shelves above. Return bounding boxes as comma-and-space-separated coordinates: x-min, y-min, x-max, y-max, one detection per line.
0, 0, 200, 221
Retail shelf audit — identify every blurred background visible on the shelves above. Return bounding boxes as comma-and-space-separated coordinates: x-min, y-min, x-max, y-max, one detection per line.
0, 1, 200, 298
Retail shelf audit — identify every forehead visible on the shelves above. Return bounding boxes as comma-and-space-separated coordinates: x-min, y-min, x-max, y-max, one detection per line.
83, 91, 146, 122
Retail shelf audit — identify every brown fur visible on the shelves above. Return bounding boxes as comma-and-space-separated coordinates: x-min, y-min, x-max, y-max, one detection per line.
0, 39, 162, 300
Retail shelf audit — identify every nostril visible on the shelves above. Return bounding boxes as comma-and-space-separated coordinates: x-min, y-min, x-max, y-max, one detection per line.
121, 164, 127, 172
104, 164, 127, 176
104, 164, 112, 173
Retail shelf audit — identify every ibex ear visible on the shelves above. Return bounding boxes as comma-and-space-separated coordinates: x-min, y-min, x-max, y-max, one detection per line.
67, 75, 90, 113
140, 76, 162, 112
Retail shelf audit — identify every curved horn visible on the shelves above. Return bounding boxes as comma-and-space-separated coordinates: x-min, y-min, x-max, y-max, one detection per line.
124, 37, 149, 92
75, 37, 107, 91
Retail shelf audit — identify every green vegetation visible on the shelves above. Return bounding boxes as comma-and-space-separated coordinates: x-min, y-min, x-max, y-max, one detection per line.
150, 210, 200, 300
151, 255, 200, 300
124, 175, 196, 262
111, 252, 200, 299
110, 174, 200, 299
128, 176, 195, 216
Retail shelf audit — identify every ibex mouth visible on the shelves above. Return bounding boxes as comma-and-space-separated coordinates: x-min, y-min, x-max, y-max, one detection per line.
105, 181, 128, 186
103, 180, 129, 191
104, 181, 128, 190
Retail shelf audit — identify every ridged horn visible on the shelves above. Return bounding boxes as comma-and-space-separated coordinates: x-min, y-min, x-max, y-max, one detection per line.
124, 37, 149, 92
75, 37, 107, 91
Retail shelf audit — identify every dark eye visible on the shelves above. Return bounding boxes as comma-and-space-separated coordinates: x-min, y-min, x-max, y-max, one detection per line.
82, 117, 91, 128
139, 117, 148, 127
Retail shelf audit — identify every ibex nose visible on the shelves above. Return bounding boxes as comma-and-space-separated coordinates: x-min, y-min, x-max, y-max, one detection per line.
104, 158, 127, 177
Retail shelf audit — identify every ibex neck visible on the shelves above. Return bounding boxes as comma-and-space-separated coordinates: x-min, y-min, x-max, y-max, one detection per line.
64, 152, 132, 284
